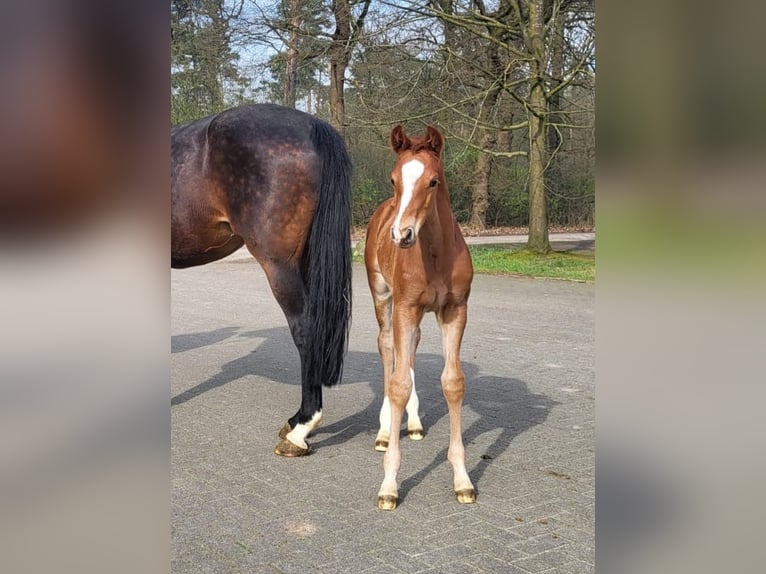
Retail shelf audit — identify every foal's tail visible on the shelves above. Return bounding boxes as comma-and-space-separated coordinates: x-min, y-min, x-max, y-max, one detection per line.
305, 118, 352, 389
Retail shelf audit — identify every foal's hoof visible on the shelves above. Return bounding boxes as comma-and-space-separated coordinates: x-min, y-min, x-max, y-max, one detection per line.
408, 429, 424, 441
273, 438, 311, 457
377, 495, 398, 511
455, 488, 477, 504
374, 439, 389, 452
278, 422, 292, 440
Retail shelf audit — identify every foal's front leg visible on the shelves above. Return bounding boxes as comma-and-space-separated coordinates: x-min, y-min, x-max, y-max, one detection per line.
438, 303, 476, 503
378, 305, 422, 510
372, 291, 395, 451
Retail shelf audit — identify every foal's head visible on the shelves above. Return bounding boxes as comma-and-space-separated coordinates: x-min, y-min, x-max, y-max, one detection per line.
388, 125, 445, 249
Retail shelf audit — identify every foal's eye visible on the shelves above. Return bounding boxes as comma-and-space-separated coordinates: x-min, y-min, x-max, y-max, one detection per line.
390, 178, 395, 186
429, 179, 438, 188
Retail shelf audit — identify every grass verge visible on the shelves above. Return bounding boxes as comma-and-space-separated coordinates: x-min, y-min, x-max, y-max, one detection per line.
353, 242, 595, 282
469, 246, 594, 281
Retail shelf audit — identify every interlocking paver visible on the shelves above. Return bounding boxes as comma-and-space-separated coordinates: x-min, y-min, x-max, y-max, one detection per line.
172, 259, 594, 573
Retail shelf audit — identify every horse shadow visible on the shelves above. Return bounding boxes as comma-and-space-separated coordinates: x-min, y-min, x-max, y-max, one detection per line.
171, 326, 242, 354
171, 326, 299, 406
172, 325, 557, 495
317, 347, 557, 498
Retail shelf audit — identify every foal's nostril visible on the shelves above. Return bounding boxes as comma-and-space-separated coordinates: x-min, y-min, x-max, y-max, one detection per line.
390, 227, 396, 241
403, 228, 414, 243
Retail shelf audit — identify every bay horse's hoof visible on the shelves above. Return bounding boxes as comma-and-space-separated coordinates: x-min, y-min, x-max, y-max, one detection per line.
455, 488, 476, 504
408, 429, 424, 441
374, 439, 389, 452
273, 438, 311, 457
377, 495, 398, 510
278, 422, 292, 439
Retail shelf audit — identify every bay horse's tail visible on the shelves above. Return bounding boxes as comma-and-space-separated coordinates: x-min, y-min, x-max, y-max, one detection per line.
305, 119, 352, 389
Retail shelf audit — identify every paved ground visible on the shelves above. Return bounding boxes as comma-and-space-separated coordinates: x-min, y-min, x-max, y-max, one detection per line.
172, 245, 594, 573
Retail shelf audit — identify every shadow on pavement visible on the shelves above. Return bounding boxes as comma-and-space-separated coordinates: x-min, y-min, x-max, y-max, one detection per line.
172, 326, 556, 496
171, 326, 241, 354
171, 326, 298, 406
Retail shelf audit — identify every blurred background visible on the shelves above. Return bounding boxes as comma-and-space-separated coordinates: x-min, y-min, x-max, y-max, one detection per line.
1, 1, 764, 573
0, 2, 169, 573
598, 0, 766, 572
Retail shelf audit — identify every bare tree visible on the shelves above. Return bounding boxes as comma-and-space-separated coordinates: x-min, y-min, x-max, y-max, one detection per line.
424, 0, 594, 250
329, 0, 372, 136
282, 0, 302, 107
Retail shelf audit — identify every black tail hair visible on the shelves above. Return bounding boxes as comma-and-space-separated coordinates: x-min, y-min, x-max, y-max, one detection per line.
305, 118, 352, 388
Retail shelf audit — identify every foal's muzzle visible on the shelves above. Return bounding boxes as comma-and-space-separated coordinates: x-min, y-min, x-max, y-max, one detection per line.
390, 226, 415, 248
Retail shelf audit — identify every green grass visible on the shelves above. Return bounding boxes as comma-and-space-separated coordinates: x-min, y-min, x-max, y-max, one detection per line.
469, 246, 595, 281
353, 240, 595, 282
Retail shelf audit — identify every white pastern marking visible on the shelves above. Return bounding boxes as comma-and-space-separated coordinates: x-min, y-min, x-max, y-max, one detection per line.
379, 395, 391, 432
285, 410, 322, 449
406, 368, 420, 419
393, 159, 425, 233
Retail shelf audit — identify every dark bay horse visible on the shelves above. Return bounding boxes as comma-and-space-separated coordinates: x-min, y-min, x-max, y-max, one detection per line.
365, 125, 476, 509
172, 104, 351, 457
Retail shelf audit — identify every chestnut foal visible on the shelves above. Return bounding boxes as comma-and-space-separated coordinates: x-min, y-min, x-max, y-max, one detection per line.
365, 125, 476, 510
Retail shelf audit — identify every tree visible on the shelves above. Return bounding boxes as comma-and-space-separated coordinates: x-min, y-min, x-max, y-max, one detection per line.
517, 0, 551, 252
256, 0, 330, 109
328, 0, 372, 137
424, 0, 594, 250
171, 0, 245, 124
169, 0, 594, 230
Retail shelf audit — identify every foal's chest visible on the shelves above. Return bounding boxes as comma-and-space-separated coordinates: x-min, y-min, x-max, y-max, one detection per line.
417, 277, 468, 312
398, 247, 470, 312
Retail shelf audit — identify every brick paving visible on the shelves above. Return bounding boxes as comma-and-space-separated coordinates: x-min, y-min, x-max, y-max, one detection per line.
172, 257, 594, 573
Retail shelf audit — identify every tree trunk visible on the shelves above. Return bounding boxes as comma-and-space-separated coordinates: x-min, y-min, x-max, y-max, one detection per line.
527, 82, 550, 253
329, 0, 352, 137
469, 130, 494, 229
524, 0, 551, 254
466, 1, 508, 229
283, 0, 301, 108
329, 0, 370, 138
469, 94, 501, 228
328, 57, 347, 136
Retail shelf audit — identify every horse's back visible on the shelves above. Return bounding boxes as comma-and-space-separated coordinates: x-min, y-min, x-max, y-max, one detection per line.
171, 105, 324, 267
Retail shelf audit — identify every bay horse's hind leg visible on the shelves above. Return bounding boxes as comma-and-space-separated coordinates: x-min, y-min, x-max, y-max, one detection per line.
257, 259, 322, 457
438, 303, 476, 504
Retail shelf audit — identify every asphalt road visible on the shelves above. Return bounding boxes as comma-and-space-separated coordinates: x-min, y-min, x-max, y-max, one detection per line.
172, 254, 594, 573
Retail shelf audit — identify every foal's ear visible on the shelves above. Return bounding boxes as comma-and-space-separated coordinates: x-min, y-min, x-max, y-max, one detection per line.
390, 125, 411, 153
424, 126, 444, 156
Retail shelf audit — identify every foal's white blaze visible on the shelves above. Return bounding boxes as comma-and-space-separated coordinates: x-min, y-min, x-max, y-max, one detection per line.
285, 410, 322, 450
392, 159, 425, 238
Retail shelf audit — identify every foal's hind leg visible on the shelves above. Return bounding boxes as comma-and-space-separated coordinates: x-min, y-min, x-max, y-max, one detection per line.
371, 280, 423, 451
405, 327, 424, 441
377, 360, 424, 449
257, 259, 322, 457
438, 303, 476, 504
